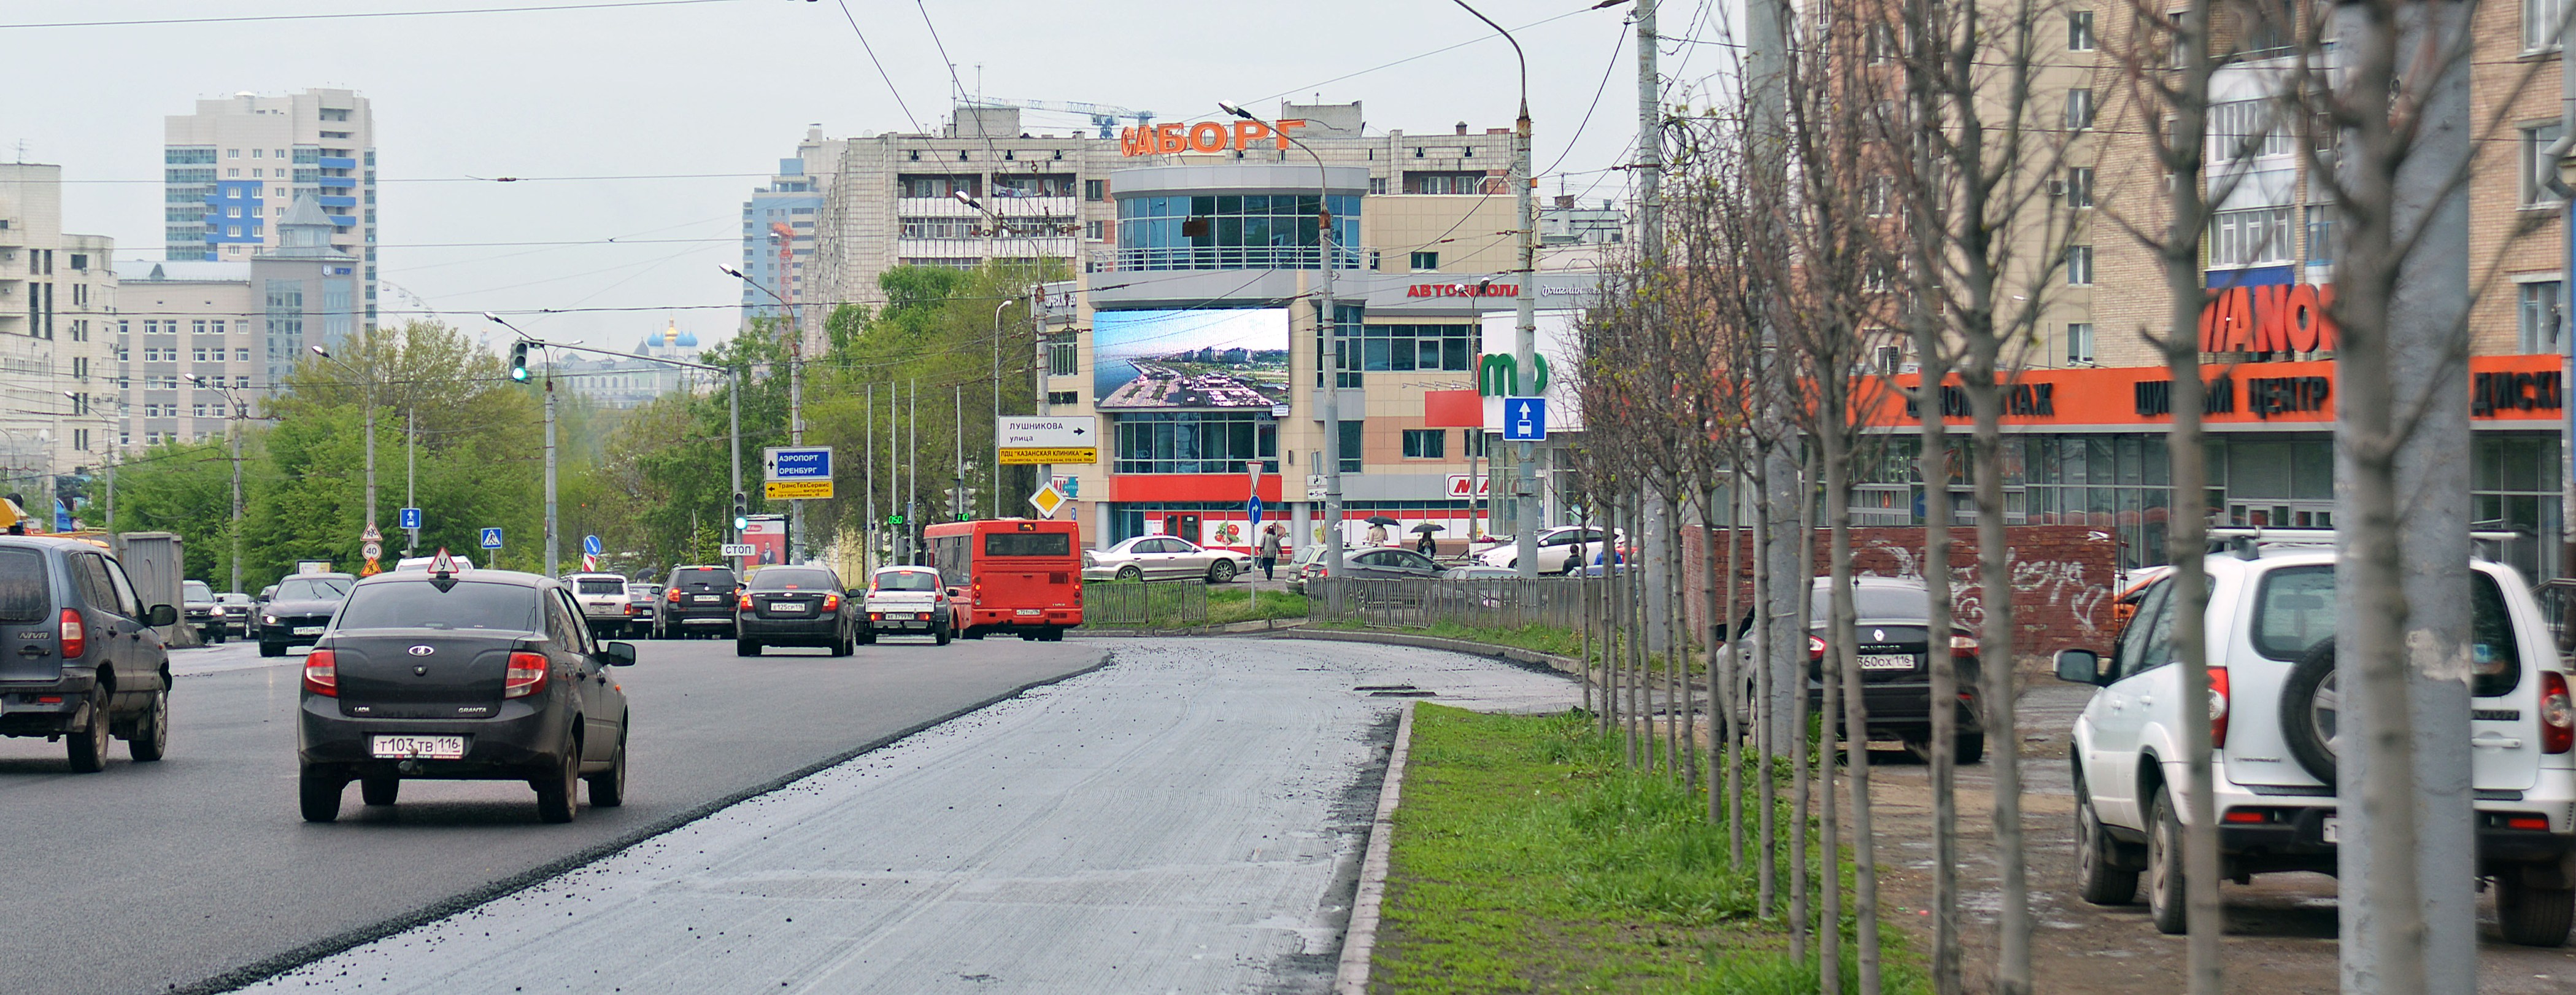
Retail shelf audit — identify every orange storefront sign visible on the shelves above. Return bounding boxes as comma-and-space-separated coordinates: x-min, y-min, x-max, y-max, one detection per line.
1858, 355, 2566, 428
1121, 118, 1309, 157
2200, 282, 2340, 354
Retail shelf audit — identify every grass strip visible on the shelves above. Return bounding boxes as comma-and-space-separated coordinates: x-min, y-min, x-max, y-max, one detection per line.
1373, 703, 1924, 994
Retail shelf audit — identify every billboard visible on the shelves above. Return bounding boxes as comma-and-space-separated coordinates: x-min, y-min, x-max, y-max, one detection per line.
1093, 309, 1292, 411
1479, 310, 1586, 433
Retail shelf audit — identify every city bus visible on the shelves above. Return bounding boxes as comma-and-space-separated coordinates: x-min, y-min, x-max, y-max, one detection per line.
923, 519, 1083, 640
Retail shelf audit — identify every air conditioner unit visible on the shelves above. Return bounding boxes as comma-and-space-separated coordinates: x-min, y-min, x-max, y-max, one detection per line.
1900, 362, 1921, 374
2047, 179, 2068, 197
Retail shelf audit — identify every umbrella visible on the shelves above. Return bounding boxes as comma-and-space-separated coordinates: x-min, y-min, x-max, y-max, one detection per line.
1363, 515, 1402, 526
1410, 523, 1445, 534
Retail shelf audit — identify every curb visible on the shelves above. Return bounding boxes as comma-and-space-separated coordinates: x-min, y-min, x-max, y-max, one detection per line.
1261, 627, 1584, 676
1070, 616, 1309, 638
1335, 699, 1416, 995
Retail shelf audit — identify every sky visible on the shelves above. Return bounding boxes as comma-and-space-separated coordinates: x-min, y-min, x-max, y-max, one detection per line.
6, 0, 1735, 354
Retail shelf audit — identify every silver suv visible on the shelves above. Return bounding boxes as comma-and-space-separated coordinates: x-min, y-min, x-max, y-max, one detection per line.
562, 573, 635, 638
2054, 540, 2576, 945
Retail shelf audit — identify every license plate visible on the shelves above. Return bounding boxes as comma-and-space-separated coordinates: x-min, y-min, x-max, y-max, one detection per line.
693, 595, 720, 603
1859, 653, 1915, 671
771, 603, 808, 613
370, 735, 465, 759
1016, 608, 1042, 616
2321, 817, 2338, 843
293, 625, 325, 636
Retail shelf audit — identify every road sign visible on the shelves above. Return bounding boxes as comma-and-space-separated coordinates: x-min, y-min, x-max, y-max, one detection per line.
762, 446, 832, 482
582, 553, 598, 572
997, 416, 1098, 465
765, 479, 833, 500
1248, 495, 1263, 527
360, 524, 382, 543
1028, 481, 1069, 519
1306, 474, 1327, 500
398, 507, 422, 530
582, 534, 602, 556
1502, 397, 1549, 441
479, 527, 503, 549
361, 541, 382, 560
719, 543, 757, 557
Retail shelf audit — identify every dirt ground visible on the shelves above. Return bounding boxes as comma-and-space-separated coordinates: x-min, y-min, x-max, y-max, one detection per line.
1858, 680, 2576, 993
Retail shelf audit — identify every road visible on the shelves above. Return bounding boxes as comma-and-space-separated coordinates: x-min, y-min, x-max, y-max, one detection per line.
0, 632, 1105, 995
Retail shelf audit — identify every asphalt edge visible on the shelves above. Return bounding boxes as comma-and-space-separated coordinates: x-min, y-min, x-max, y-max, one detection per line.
1259, 626, 1584, 676
178, 647, 1119, 995
1335, 699, 1416, 995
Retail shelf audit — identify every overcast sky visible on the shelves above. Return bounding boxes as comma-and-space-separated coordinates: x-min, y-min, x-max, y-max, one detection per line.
7, 0, 1730, 352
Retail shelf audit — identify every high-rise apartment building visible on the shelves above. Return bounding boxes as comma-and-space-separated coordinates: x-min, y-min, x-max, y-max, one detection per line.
0, 164, 121, 512
739, 128, 836, 333
164, 88, 377, 327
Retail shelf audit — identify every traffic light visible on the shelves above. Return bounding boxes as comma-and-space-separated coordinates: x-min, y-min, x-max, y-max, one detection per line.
731, 491, 748, 532
507, 342, 530, 382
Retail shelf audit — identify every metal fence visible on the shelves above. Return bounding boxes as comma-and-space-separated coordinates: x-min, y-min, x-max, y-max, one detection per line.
1306, 577, 1591, 630
1082, 579, 1211, 628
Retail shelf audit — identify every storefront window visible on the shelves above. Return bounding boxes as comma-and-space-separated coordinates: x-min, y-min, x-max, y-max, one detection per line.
1113, 411, 1278, 474
1115, 192, 1362, 270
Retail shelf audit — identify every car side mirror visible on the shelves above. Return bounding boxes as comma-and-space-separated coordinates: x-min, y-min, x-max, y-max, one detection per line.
847, 588, 865, 599
601, 640, 638, 666
2053, 648, 2105, 686
260, 586, 277, 600
145, 604, 179, 627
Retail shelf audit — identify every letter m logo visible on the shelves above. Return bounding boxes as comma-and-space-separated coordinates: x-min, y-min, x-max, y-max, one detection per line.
1478, 354, 1519, 395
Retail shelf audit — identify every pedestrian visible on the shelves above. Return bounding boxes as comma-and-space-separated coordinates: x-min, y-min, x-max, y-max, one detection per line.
1258, 524, 1284, 581
1415, 528, 1436, 558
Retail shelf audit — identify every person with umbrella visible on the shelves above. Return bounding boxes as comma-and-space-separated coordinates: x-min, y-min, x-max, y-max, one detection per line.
1363, 514, 1399, 546
1258, 523, 1286, 581
1411, 522, 1443, 558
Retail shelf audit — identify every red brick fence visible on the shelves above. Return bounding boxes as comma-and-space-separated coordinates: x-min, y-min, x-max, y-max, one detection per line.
1678, 525, 2127, 657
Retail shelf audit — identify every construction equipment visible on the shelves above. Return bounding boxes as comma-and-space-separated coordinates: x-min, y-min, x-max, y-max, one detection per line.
962, 98, 1156, 139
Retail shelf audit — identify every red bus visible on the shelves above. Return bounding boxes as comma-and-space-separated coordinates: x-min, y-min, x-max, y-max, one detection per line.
924, 519, 1083, 641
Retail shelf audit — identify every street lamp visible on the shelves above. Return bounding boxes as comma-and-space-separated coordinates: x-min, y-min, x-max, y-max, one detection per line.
719, 265, 809, 562
307, 344, 385, 570
483, 314, 561, 575
1220, 99, 1351, 575
1446, 0, 1544, 578
952, 190, 1024, 522
183, 374, 250, 595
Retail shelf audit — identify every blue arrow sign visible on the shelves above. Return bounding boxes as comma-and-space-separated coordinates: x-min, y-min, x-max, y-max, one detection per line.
582, 534, 602, 556
479, 527, 504, 549
1248, 495, 1264, 527
1502, 397, 1549, 442
398, 507, 423, 530
764, 446, 832, 481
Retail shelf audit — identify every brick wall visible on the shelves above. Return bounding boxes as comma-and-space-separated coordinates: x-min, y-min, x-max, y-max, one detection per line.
1676, 524, 2124, 657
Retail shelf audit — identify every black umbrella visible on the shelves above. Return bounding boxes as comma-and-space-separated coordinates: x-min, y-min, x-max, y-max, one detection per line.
1410, 523, 1445, 534
1364, 515, 1402, 526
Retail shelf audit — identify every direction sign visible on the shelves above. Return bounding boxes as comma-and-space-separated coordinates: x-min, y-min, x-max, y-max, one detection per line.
398, 507, 422, 530
1502, 397, 1549, 442
1028, 481, 1069, 519
997, 416, 1098, 465
1248, 495, 1263, 527
719, 543, 757, 557
361, 541, 383, 560
479, 527, 504, 549
765, 479, 833, 500
582, 534, 602, 556
762, 446, 832, 482
1306, 474, 1327, 501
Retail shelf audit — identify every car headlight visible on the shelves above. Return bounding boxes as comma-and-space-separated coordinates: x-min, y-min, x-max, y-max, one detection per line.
261, 614, 278, 625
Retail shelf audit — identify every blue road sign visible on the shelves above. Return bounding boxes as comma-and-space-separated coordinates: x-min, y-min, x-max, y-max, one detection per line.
479, 527, 504, 549
1502, 397, 1549, 442
764, 446, 832, 481
582, 534, 602, 556
399, 507, 422, 530
1248, 496, 1263, 527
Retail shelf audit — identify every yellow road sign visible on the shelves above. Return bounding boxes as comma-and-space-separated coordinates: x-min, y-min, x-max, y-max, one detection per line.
1000, 446, 1096, 465
1028, 482, 1069, 519
763, 479, 834, 500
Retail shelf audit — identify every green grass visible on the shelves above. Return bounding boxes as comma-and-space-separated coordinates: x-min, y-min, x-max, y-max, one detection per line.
1314, 619, 1587, 657
1373, 704, 1924, 994
1208, 587, 1308, 625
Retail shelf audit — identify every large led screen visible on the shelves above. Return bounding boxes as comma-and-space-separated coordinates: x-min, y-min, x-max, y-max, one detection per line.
1092, 308, 1293, 411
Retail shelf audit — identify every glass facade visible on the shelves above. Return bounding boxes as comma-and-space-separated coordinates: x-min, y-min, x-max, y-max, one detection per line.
1357, 323, 1477, 372
1115, 193, 1362, 270
1113, 411, 1278, 474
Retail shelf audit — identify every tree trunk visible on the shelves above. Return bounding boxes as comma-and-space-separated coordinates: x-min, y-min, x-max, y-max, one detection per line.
1824, 420, 1881, 994
1753, 469, 1781, 920
1713, 482, 1741, 865
1965, 377, 2029, 994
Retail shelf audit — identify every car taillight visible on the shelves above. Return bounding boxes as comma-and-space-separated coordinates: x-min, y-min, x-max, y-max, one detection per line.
666, 588, 681, 603
1809, 635, 1827, 660
738, 594, 754, 611
302, 648, 337, 697
869, 612, 882, 621
58, 608, 84, 660
2209, 667, 2231, 749
2540, 672, 2573, 754
503, 651, 549, 699
822, 593, 840, 611
1949, 633, 1978, 655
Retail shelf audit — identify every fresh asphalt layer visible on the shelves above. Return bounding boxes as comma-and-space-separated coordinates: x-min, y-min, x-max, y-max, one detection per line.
0, 632, 1105, 995
233, 638, 1577, 994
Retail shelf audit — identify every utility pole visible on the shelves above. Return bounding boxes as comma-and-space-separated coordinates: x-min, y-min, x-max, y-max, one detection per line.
229, 404, 243, 594
907, 377, 919, 563
994, 299, 1008, 519
1227, 101, 1346, 575
543, 363, 558, 577
955, 383, 966, 520
404, 408, 416, 557
1635, 0, 1668, 635
866, 381, 877, 573
1446, 2, 1542, 579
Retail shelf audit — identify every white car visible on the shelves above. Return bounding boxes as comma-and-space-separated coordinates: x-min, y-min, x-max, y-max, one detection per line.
563, 572, 636, 637
2054, 539, 2576, 945
1081, 536, 1255, 583
864, 566, 952, 645
1472, 526, 1616, 573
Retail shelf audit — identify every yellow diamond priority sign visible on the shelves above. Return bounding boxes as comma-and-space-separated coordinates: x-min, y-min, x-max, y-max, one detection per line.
1027, 481, 1069, 519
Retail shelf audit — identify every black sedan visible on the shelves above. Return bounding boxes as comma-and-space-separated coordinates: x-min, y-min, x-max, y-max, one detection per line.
257, 573, 356, 657
735, 565, 858, 657
1794, 576, 1986, 764
296, 558, 634, 824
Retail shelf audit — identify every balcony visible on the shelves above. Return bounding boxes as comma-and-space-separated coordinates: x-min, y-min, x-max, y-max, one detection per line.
315, 176, 357, 189
317, 157, 357, 170
1087, 245, 1365, 272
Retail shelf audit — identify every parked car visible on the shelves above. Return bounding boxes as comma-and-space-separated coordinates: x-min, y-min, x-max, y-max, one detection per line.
295, 557, 633, 824
562, 572, 635, 638
1282, 544, 1330, 594
182, 580, 224, 643
258, 573, 358, 658
863, 566, 954, 645
2054, 543, 2576, 945
0, 536, 179, 772
216, 592, 256, 638
1473, 525, 1615, 573
1289, 546, 1444, 589
735, 565, 858, 656
625, 583, 660, 638
1782, 576, 1986, 764
1082, 535, 1256, 583
655, 565, 740, 639
1440, 565, 1521, 579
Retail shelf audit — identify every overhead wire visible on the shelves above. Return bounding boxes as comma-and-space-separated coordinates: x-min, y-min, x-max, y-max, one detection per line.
0, 0, 744, 29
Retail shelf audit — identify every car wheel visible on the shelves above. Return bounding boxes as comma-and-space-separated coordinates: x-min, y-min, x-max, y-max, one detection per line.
360, 773, 400, 807
585, 724, 628, 808
736, 638, 761, 657
1208, 560, 1237, 584
2075, 769, 2140, 905
299, 765, 344, 823
2279, 638, 2340, 784
935, 622, 952, 646
859, 630, 876, 646
2496, 870, 2575, 947
127, 686, 169, 763
1953, 732, 1986, 765
828, 630, 851, 657
259, 641, 285, 659
533, 738, 579, 824
1116, 565, 1143, 582
2145, 783, 2190, 934
209, 627, 226, 645
65, 689, 110, 773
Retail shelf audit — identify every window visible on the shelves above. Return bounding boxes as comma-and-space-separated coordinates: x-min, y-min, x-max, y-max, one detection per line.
227, 149, 239, 158
1044, 333, 1077, 376
1463, 432, 1490, 458
1122, 192, 1361, 271
899, 216, 973, 239
2521, 280, 2566, 354
898, 174, 978, 199
1403, 171, 1489, 194
2531, 0, 2569, 49
1865, 23, 1898, 62
235, 349, 252, 362
1338, 419, 1363, 473
2208, 99, 2294, 160
2069, 9, 2097, 50
1084, 179, 1106, 201
992, 173, 1074, 198
1084, 220, 1105, 241
2523, 123, 2567, 206
2067, 322, 2097, 364
1359, 323, 1478, 371
2209, 206, 2295, 266
2066, 245, 2094, 285
1864, 176, 1894, 216
2065, 88, 2095, 131
1112, 411, 1278, 474
1402, 430, 1447, 459
2064, 167, 2094, 207
1875, 344, 1903, 374
1409, 250, 1440, 270
2305, 203, 2340, 264
1046, 390, 1079, 405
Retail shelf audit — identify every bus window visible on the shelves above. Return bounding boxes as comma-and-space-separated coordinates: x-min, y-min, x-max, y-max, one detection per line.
984, 532, 1073, 557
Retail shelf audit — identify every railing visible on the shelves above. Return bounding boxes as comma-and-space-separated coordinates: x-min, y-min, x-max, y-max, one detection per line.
1306, 577, 1591, 631
1086, 246, 1365, 272
1081, 579, 1210, 628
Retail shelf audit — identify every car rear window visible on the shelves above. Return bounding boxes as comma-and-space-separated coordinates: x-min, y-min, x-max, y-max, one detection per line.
335, 581, 540, 632
876, 571, 939, 592
276, 577, 353, 601
750, 567, 835, 590
673, 568, 736, 590
2253, 565, 2521, 696
184, 581, 215, 601
1811, 584, 1934, 623
985, 532, 1073, 557
576, 578, 626, 595
0, 548, 47, 623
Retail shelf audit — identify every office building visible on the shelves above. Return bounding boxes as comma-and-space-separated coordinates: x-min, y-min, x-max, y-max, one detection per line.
0, 164, 121, 510
739, 128, 836, 333
164, 88, 377, 327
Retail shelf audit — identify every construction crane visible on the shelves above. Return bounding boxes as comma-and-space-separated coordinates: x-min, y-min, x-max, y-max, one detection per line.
961, 98, 1155, 139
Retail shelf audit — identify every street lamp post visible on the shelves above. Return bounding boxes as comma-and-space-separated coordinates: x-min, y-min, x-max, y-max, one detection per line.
1449, 0, 1543, 578
307, 344, 382, 570
182, 376, 249, 595
721, 265, 807, 562
1220, 100, 1346, 575
955, 190, 1022, 522
55, 394, 124, 537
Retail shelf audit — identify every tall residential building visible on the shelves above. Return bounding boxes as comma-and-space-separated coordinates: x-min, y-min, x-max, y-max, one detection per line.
164, 88, 377, 327
0, 163, 120, 511
739, 128, 836, 333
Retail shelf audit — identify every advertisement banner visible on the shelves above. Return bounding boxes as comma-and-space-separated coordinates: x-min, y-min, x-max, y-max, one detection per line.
1093, 309, 1292, 411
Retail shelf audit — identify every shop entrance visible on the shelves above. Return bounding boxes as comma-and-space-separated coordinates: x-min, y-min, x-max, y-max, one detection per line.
2228, 500, 2334, 528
